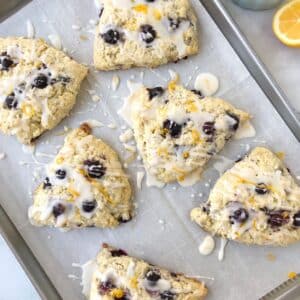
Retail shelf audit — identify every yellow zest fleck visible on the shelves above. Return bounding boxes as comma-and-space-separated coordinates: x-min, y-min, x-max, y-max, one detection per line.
152, 8, 162, 20
110, 288, 124, 298
173, 167, 186, 182
21, 103, 35, 118
248, 196, 256, 205
91, 181, 114, 204
178, 174, 185, 182
252, 219, 257, 229
276, 151, 285, 160
173, 166, 186, 174
78, 168, 87, 177
288, 272, 297, 279
233, 175, 256, 186
34, 61, 43, 69
185, 100, 198, 113
282, 211, 290, 218
55, 156, 64, 164
67, 188, 80, 200
130, 276, 138, 289
191, 129, 201, 144
234, 231, 240, 238
168, 80, 177, 92
157, 147, 169, 158
132, 4, 148, 14
183, 151, 190, 159
158, 106, 168, 117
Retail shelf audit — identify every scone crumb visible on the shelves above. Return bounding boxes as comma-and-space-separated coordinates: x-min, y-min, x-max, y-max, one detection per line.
102, 243, 109, 249
80, 35, 89, 41
266, 252, 276, 262
92, 95, 101, 102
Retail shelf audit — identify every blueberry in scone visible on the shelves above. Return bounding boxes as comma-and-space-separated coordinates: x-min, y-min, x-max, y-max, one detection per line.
191, 147, 300, 246
28, 124, 133, 229
94, 0, 199, 70
119, 79, 250, 186
0, 37, 88, 144
88, 243, 208, 299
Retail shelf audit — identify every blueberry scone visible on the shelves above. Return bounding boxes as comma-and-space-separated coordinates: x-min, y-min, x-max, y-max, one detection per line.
94, 0, 199, 70
119, 80, 250, 186
28, 124, 133, 228
88, 243, 208, 299
0, 37, 88, 144
191, 147, 300, 246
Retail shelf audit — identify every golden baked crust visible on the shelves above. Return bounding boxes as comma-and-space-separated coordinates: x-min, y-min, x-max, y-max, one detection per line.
29, 125, 133, 229
120, 81, 250, 185
89, 243, 208, 300
0, 37, 88, 144
191, 147, 300, 246
94, 0, 199, 70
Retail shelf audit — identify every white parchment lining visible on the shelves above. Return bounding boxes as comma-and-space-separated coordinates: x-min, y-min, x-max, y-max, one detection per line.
0, 1, 300, 299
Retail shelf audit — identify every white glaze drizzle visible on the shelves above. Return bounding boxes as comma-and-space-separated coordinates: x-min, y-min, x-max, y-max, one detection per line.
234, 120, 256, 140
99, 0, 191, 57
194, 73, 219, 96
218, 239, 228, 261
199, 235, 215, 256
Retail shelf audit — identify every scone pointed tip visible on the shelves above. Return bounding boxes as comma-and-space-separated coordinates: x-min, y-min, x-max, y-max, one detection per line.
80, 122, 92, 135
102, 242, 109, 248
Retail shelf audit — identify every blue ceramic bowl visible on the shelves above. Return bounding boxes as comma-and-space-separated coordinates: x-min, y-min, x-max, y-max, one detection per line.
232, 0, 282, 10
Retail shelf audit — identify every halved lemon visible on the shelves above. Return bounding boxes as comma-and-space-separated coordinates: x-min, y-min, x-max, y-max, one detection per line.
273, 0, 300, 47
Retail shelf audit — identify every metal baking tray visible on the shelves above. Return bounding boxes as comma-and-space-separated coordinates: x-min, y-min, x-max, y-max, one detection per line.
0, 0, 299, 299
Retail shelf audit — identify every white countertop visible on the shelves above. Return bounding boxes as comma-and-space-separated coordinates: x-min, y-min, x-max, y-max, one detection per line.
0, 236, 40, 300
0, 1, 299, 299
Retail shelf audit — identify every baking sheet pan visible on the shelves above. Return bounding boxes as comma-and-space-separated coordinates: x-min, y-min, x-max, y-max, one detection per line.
0, 0, 300, 299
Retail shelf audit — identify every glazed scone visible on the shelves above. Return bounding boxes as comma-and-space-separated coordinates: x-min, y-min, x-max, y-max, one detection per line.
119, 80, 250, 186
191, 147, 300, 246
0, 37, 88, 144
28, 124, 133, 228
94, 0, 199, 70
89, 243, 208, 300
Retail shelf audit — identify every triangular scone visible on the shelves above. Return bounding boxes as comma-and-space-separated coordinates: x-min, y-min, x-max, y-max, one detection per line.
120, 81, 250, 186
88, 243, 207, 300
191, 147, 300, 246
28, 124, 133, 229
94, 0, 199, 70
0, 37, 88, 144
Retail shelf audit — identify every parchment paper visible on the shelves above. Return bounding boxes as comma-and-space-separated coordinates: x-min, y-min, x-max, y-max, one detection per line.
0, 0, 300, 299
